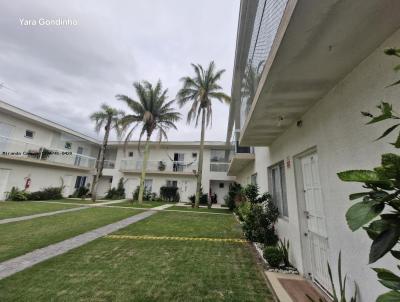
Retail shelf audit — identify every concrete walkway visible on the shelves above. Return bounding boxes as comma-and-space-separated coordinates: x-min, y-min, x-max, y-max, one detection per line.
0, 206, 89, 225
151, 203, 175, 210
0, 210, 156, 280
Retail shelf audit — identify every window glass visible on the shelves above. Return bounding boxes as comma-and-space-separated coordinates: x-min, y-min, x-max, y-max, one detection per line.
268, 161, 288, 217
25, 130, 34, 138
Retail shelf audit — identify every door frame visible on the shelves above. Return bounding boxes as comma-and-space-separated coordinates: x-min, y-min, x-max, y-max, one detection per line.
293, 146, 330, 293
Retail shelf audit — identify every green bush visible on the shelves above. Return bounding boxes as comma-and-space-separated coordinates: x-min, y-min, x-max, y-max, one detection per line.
132, 185, 154, 201
28, 187, 63, 200
106, 178, 126, 200
224, 182, 243, 210
72, 186, 89, 198
160, 186, 180, 202
188, 186, 208, 204
263, 246, 283, 268
236, 202, 251, 221
242, 204, 279, 245
6, 187, 29, 201
244, 184, 271, 204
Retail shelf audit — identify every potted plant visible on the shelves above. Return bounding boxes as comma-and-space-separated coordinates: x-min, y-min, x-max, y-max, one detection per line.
158, 161, 166, 171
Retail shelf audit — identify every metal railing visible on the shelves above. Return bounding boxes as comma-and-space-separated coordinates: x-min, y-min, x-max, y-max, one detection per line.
0, 135, 96, 169
120, 159, 197, 174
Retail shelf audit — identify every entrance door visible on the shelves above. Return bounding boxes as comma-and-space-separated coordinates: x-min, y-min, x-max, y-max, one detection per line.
300, 152, 330, 292
173, 153, 184, 171
63, 175, 73, 197
0, 122, 15, 153
0, 169, 11, 200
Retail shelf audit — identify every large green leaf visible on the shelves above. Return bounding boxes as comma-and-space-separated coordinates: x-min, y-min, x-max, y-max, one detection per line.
346, 201, 384, 231
374, 268, 400, 290
370, 228, 400, 263
376, 124, 400, 141
391, 250, 400, 260
338, 170, 379, 182
364, 220, 390, 240
376, 290, 400, 302
349, 192, 370, 200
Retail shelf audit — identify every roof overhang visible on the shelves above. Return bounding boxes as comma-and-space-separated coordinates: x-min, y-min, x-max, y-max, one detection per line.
227, 153, 255, 176
240, 0, 400, 146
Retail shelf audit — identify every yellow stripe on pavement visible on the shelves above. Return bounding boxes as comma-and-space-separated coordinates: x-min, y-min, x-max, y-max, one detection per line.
104, 234, 247, 243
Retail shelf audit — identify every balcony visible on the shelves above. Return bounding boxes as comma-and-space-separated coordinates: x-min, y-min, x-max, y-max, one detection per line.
0, 135, 96, 170
119, 159, 197, 176
209, 162, 230, 173
227, 141, 255, 176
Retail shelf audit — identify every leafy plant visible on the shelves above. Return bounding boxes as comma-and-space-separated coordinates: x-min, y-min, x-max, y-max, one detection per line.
6, 187, 29, 201
236, 202, 251, 222
243, 184, 270, 204
106, 178, 126, 200
28, 187, 63, 200
158, 161, 166, 171
242, 204, 279, 245
224, 182, 243, 210
307, 253, 357, 302
72, 186, 89, 198
188, 186, 208, 205
133, 185, 152, 201
263, 246, 283, 268
160, 186, 180, 202
279, 238, 291, 267
337, 49, 400, 301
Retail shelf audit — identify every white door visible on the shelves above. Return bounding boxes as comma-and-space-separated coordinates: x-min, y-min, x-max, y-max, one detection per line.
63, 175, 73, 197
0, 169, 11, 200
301, 153, 330, 292
0, 122, 15, 153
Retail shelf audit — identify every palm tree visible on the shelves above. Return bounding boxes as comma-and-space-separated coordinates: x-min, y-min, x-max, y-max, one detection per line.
90, 104, 125, 202
117, 80, 181, 203
176, 61, 230, 207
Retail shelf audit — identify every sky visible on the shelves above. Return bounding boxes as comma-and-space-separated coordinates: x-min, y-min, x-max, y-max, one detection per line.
0, 0, 240, 142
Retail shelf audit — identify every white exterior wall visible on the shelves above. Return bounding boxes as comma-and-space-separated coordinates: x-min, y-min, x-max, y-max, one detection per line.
247, 28, 400, 301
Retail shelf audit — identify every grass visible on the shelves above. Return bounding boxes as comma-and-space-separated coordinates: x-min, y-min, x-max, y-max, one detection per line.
169, 205, 231, 214
109, 200, 173, 208
115, 211, 242, 239
0, 211, 272, 301
0, 201, 80, 220
47, 198, 110, 205
0, 207, 142, 262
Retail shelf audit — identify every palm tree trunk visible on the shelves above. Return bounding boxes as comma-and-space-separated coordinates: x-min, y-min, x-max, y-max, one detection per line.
195, 109, 206, 208
91, 118, 111, 202
138, 135, 151, 204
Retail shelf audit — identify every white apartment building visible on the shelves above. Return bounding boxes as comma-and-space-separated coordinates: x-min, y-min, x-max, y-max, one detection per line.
227, 0, 400, 301
0, 100, 234, 203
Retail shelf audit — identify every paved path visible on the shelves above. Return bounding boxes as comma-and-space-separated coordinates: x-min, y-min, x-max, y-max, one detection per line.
151, 203, 175, 210
0, 206, 89, 225
0, 210, 156, 280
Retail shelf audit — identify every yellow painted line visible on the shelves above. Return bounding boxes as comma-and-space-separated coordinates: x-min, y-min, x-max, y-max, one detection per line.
104, 234, 247, 243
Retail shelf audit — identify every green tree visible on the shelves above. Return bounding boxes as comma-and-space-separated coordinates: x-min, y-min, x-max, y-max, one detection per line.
117, 80, 181, 203
90, 104, 125, 202
176, 61, 230, 207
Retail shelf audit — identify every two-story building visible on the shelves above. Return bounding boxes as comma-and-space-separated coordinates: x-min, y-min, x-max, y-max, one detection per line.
227, 0, 400, 300
0, 100, 234, 203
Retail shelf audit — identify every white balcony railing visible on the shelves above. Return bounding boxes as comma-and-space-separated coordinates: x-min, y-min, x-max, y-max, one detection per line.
210, 162, 230, 172
0, 135, 96, 169
102, 160, 116, 169
120, 159, 197, 174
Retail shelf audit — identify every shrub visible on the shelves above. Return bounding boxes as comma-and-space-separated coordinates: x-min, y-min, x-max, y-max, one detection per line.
28, 187, 63, 200
160, 186, 180, 202
236, 202, 251, 222
72, 186, 89, 198
242, 204, 278, 245
278, 238, 291, 267
263, 246, 283, 268
244, 184, 270, 204
224, 182, 243, 210
106, 178, 126, 200
6, 187, 29, 201
132, 185, 153, 201
188, 186, 208, 204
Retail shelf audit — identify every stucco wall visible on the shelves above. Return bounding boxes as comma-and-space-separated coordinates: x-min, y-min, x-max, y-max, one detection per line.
263, 28, 400, 301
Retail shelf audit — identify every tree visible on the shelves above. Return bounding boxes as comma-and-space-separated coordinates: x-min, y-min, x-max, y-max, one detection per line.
176, 61, 230, 207
90, 104, 125, 202
117, 80, 181, 203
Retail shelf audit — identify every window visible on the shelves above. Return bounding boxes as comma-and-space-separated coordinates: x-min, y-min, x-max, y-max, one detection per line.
25, 130, 34, 139
192, 152, 197, 158
65, 142, 72, 149
144, 179, 153, 191
128, 152, 133, 157
251, 173, 257, 185
74, 176, 87, 188
219, 183, 224, 188
268, 161, 288, 217
166, 180, 177, 187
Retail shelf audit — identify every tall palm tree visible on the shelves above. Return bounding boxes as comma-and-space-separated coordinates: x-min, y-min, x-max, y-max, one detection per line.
90, 104, 125, 202
176, 61, 230, 207
117, 80, 181, 203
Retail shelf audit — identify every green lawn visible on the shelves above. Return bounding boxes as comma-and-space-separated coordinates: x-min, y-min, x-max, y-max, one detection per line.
47, 198, 110, 205
110, 200, 173, 208
0, 201, 80, 220
0, 211, 272, 301
0, 207, 142, 262
169, 205, 231, 214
